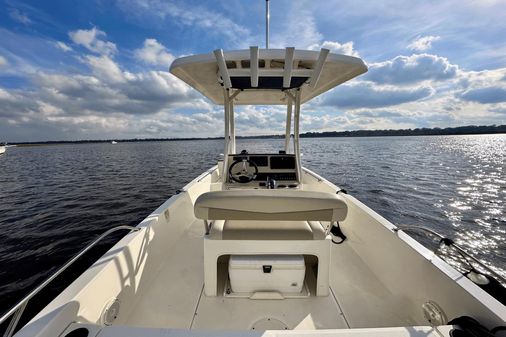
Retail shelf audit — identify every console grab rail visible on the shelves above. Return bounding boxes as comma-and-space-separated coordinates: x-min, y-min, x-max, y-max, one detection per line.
0, 225, 140, 337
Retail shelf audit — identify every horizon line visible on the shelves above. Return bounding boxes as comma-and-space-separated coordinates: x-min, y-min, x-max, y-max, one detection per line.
6, 124, 506, 145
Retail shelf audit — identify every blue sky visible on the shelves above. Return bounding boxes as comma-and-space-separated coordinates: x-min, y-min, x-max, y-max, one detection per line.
0, 0, 505, 141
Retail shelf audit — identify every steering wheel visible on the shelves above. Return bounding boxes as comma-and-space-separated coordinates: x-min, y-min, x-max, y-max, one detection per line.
228, 158, 259, 183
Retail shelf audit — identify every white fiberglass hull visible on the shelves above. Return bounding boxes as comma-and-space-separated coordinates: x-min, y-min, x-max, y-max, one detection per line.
10, 166, 506, 337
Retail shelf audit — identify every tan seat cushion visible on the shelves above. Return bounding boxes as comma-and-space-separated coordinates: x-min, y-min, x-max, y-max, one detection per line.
210, 220, 326, 240
194, 189, 347, 222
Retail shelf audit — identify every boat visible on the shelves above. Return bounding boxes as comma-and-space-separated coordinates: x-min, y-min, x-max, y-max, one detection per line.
111, 141, 118, 144
1, 10, 505, 337
0, 143, 6, 155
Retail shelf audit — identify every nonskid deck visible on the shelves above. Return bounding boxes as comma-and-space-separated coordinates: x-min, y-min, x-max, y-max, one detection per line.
12, 168, 504, 337
123, 219, 411, 330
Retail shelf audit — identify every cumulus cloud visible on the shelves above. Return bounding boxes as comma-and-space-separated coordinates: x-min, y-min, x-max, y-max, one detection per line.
69, 27, 117, 56
407, 35, 440, 51
0, 23, 218, 141
367, 54, 458, 84
32, 56, 192, 116
84, 55, 126, 83
0, 45, 202, 142
322, 82, 434, 108
9, 8, 32, 25
54, 41, 72, 52
456, 67, 506, 90
308, 41, 359, 57
233, 105, 286, 135
450, 67, 506, 109
1, 10, 504, 142
134, 39, 174, 66
121, 71, 195, 104
297, 110, 418, 133
348, 109, 407, 118
460, 87, 506, 104
0, 88, 13, 100
0, 88, 39, 118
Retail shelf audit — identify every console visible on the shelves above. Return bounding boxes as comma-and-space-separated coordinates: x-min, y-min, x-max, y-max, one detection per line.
226, 153, 299, 188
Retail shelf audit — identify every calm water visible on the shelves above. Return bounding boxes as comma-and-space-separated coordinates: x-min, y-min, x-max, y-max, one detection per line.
0, 135, 505, 316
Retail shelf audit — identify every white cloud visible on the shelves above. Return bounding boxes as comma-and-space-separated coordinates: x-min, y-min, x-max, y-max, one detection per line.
456, 67, 506, 89
9, 8, 32, 25
1, 9, 505, 142
457, 68, 506, 104
0, 55, 8, 66
308, 41, 359, 57
407, 35, 441, 51
33, 60, 192, 116
323, 82, 434, 108
0, 65, 201, 141
0, 88, 39, 118
313, 62, 506, 131
367, 54, 458, 84
69, 27, 117, 56
3, 52, 502, 141
0, 88, 15, 101
84, 55, 125, 83
54, 41, 73, 52
2, 57, 505, 141
134, 39, 174, 66
460, 87, 506, 104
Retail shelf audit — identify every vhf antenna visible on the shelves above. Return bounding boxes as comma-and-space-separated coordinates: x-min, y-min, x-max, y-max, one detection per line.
265, 0, 270, 48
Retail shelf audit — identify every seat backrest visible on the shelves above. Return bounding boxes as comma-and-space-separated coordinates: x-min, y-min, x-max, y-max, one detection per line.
194, 189, 347, 222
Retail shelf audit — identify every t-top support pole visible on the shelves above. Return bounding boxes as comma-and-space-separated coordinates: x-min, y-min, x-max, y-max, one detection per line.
228, 89, 240, 156
293, 89, 302, 182
223, 88, 231, 179
284, 94, 293, 153
222, 89, 241, 180
229, 99, 236, 154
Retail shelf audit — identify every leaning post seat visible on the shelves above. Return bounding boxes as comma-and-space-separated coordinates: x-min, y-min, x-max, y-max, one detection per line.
194, 190, 348, 297
194, 189, 348, 223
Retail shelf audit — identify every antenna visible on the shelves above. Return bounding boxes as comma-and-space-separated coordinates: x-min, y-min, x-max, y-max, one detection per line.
265, 0, 270, 49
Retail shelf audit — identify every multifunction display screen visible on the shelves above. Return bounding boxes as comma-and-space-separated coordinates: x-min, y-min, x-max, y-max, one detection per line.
270, 156, 296, 169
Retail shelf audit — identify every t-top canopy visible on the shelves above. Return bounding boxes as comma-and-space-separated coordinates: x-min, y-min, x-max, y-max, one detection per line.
169, 47, 367, 105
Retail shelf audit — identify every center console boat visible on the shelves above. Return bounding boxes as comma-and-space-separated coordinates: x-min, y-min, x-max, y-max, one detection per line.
1, 47, 504, 337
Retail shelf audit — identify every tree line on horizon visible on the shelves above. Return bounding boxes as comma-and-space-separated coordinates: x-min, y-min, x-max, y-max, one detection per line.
11, 124, 506, 145
300, 124, 506, 138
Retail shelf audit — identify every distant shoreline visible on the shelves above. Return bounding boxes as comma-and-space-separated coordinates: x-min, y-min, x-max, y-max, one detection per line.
10, 124, 506, 146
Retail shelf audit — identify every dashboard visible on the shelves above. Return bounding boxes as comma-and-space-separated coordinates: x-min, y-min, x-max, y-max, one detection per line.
226, 153, 299, 188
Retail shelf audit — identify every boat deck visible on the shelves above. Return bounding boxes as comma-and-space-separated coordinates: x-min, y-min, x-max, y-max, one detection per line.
123, 219, 414, 330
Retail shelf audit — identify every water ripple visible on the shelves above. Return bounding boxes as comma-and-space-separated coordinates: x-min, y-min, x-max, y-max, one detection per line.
0, 135, 504, 315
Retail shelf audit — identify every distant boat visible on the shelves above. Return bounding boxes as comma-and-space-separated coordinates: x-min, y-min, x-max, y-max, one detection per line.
111, 141, 118, 144
0, 143, 6, 155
